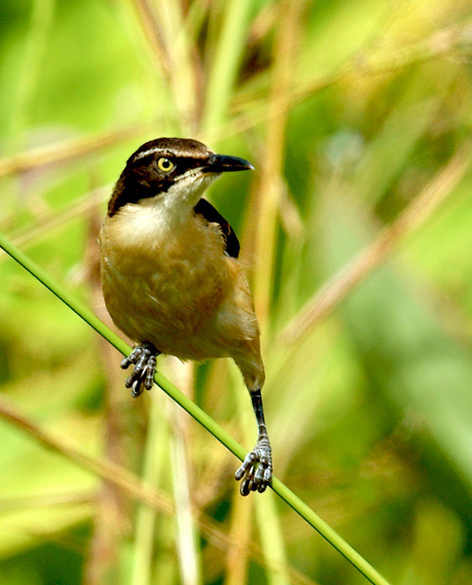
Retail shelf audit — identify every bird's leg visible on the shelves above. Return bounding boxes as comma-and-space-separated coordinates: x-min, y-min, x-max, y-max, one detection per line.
121, 342, 160, 398
235, 388, 273, 495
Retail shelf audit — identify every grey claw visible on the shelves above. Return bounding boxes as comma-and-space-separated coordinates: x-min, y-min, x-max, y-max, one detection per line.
131, 382, 144, 398
240, 479, 251, 496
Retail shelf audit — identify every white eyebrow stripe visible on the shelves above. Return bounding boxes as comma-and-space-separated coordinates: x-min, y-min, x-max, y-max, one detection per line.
133, 148, 161, 161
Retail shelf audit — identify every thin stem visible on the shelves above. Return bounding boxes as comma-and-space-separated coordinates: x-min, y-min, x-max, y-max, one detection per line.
130, 396, 166, 585
251, 0, 302, 325
0, 232, 391, 585
0, 124, 146, 179
202, 0, 253, 135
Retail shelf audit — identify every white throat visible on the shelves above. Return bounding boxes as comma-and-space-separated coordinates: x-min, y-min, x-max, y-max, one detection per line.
113, 170, 220, 246
144, 168, 218, 218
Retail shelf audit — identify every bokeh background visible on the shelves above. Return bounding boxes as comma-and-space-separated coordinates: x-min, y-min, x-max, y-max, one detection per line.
1, 0, 472, 584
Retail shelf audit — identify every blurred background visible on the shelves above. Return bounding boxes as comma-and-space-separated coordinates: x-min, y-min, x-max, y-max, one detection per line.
1, 0, 472, 583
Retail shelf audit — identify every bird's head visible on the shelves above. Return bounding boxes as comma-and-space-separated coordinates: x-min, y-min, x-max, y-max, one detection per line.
107, 137, 254, 217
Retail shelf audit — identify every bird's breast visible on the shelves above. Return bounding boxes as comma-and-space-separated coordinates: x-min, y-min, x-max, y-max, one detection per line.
99, 206, 233, 357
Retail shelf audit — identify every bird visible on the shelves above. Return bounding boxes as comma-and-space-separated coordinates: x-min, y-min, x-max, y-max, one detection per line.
99, 137, 272, 495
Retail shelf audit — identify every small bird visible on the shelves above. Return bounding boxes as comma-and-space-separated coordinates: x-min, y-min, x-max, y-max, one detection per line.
99, 137, 272, 495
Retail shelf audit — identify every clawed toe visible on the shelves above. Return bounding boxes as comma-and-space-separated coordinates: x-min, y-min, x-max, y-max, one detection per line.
121, 343, 159, 397
235, 441, 272, 496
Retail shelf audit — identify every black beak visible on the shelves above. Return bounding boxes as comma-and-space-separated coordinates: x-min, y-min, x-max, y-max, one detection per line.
203, 153, 255, 173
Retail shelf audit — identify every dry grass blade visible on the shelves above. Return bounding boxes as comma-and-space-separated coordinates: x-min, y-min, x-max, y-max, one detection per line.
0, 124, 147, 178
251, 0, 303, 323
224, 490, 253, 585
130, 0, 201, 132
281, 141, 472, 346
130, 0, 172, 76
169, 404, 201, 585
0, 491, 93, 512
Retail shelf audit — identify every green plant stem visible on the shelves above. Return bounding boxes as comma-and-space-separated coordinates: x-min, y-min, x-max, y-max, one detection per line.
203, 0, 253, 136
130, 396, 167, 585
0, 232, 391, 585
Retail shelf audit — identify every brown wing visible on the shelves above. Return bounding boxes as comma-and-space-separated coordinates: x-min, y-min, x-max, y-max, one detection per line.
194, 198, 240, 258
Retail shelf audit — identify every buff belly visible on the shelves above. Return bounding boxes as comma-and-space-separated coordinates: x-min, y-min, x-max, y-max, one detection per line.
100, 213, 254, 360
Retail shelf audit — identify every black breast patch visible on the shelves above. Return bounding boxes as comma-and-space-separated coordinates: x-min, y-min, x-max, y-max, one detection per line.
194, 198, 240, 258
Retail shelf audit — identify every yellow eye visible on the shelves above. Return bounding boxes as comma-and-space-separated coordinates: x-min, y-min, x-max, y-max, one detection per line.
157, 157, 175, 173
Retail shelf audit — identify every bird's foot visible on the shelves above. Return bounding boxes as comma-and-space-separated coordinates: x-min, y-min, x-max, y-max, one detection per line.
121, 343, 159, 398
235, 438, 272, 496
